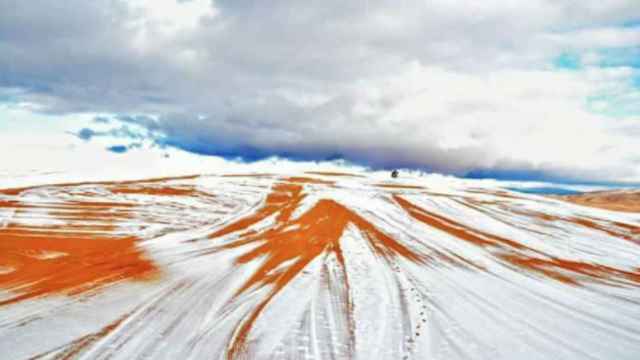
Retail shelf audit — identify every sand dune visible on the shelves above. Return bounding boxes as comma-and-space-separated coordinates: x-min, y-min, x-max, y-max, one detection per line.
1, 172, 639, 359
554, 189, 640, 213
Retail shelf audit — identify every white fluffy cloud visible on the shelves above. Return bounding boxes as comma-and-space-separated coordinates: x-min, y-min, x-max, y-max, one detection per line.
1, 0, 639, 181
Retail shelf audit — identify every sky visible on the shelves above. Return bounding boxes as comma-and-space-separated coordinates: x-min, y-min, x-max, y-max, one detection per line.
1, 0, 640, 183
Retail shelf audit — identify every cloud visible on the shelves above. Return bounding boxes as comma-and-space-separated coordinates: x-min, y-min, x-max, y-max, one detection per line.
1, 0, 640, 181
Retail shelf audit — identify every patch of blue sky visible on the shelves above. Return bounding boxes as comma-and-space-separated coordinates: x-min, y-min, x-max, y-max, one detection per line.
553, 52, 581, 70
466, 168, 640, 188
76, 128, 96, 141
106, 145, 129, 154
633, 74, 640, 88
0, 93, 14, 103
0, 87, 27, 103
72, 115, 162, 146
621, 19, 640, 28
597, 47, 640, 68
586, 93, 640, 118
583, 49, 640, 118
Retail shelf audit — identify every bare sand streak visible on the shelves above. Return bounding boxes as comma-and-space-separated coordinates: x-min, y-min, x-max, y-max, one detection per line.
394, 195, 640, 286
208, 178, 425, 359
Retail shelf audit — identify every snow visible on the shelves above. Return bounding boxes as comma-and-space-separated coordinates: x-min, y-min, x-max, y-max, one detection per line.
0, 161, 639, 359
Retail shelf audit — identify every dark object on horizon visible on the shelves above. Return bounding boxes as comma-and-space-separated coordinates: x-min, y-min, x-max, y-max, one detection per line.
391, 170, 399, 178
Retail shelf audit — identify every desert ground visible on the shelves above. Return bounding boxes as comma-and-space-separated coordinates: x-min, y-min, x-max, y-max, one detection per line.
1, 171, 639, 359
554, 190, 640, 213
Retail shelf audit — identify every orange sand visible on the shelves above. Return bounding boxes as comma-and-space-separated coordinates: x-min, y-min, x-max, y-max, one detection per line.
509, 207, 640, 246
465, 189, 524, 200
210, 183, 425, 359
0, 174, 200, 197
0, 228, 156, 306
555, 191, 640, 213
284, 176, 335, 185
500, 255, 640, 285
395, 195, 640, 286
108, 183, 215, 200
394, 195, 527, 249
110, 185, 196, 196
0, 184, 159, 306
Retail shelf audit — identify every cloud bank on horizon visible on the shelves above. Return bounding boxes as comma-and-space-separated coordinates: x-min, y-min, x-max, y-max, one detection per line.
1, 0, 639, 182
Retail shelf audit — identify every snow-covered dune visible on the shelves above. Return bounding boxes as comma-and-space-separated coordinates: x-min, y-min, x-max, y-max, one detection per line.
1, 171, 639, 359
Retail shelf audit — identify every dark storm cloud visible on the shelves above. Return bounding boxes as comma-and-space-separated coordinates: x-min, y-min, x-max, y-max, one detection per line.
2, 0, 640, 180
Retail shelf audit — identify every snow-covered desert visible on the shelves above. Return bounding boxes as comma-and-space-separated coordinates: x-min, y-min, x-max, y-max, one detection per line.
1, 163, 639, 360
4, 1, 640, 359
